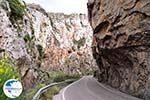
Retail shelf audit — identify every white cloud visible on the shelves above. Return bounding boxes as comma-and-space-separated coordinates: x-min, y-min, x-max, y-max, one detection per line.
23, 0, 88, 14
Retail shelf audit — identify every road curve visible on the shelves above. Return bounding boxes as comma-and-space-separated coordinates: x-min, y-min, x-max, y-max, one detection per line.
53, 76, 142, 100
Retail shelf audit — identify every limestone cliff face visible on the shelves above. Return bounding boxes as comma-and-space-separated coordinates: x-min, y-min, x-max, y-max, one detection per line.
88, 0, 150, 99
28, 4, 97, 75
0, 0, 96, 88
42, 13, 96, 74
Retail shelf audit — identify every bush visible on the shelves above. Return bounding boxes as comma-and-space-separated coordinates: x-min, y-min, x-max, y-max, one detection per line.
23, 34, 32, 43
36, 44, 44, 60
7, 0, 26, 30
25, 71, 80, 100
0, 55, 22, 100
25, 83, 45, 100
48, 71, 80, 82
43, 86, 61, 100
41, 71, 80, 100
73, 37, 86, 49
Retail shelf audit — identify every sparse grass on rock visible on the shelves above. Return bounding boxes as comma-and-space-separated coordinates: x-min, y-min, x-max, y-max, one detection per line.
7, 0, 26, 31
25, 71, 80, 100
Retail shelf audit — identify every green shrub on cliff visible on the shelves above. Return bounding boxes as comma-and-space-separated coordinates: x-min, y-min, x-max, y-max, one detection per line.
7, 0, 26, 30
0, 55, 22, 100
73, 37, 86, 49
36, 44, 44, 61
26, 71, 80, 100
48, 71, 80, 82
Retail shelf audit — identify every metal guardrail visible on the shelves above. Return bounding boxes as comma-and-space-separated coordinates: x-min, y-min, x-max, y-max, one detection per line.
32, 79, 77, 100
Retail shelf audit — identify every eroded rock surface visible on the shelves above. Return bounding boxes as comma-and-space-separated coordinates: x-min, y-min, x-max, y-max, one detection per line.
0, 1, 97, 89
42, 13, 96, 75
88, 0, 150, 99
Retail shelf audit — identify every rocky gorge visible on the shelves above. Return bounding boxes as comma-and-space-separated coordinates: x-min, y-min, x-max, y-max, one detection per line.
88, 0, 150, 99
0, 0, 97, 91
1, 0, 150, 99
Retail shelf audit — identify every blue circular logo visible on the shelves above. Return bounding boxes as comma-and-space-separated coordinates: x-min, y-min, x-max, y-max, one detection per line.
3, 79, 23, 98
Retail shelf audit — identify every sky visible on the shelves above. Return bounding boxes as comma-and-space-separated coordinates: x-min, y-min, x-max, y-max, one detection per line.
23, 0, 88, 14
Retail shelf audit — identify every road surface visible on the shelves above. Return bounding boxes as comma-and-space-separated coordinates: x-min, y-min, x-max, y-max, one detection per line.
53, 76, 142, 100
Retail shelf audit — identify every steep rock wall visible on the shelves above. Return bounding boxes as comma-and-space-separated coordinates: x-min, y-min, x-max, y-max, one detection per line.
88, 0, 150, 99
0, 0, 96, 89
27, 4, 97, 75
42, 13, 96, 75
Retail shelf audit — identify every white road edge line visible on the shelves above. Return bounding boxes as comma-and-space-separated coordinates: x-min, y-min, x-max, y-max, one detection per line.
60, 76, 141, 100
62, 76, 85, 100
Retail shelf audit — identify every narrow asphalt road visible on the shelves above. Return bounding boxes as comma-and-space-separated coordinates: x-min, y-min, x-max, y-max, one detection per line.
53, 76, 142, 100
